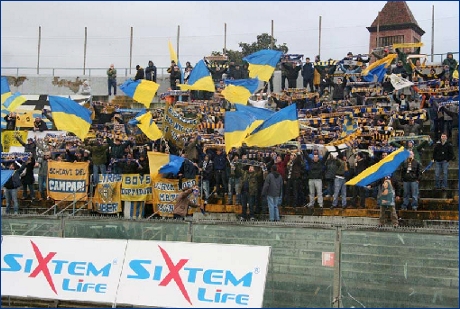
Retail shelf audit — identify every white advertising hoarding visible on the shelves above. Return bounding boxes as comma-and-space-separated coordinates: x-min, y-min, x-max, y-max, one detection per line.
1, 235, 126, 304
116, 240, 271, 308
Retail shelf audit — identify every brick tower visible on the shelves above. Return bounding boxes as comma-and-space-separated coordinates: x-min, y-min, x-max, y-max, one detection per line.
367, 1, 425, 51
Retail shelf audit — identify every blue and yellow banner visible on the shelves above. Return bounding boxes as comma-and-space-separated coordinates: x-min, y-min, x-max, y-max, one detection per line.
47, 161, 89, 201
121, 174, 153, 202
222, 78, 259, 104
178, 60, 215, 92
120, 79, 160, 108
346, 147, 410, 187
49, 96, 92, 140
92, 174, 122, 214
163, 104, 198, 147
243, 49, 283, 82
243, 104, 299, 147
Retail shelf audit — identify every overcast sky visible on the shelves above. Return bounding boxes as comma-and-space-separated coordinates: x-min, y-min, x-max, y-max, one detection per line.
1, 1, 459, 74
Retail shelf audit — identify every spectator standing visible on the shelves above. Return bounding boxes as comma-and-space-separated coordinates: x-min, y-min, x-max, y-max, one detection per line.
442, 52, 457, 77
173, 186, 203, 220
378, 178, 399, 227
212, 148, 228, 197
20, 156, 36, 200
240, 165, 260, 220
432, 133, 454, 190
352, 152, 370, 209
261, 165, 283, 221
107, 137, 132, 175
3, 161, 27, 214
37, 151, 51, 201
83, 139, 110, 184
15, 135, 37, 159
227, 154, 242, 205
302, 57, 315, 92
199, 154, 214, 203
145, 61, 157, 82
305, 152, 328, 208
4, 112, 16, 130
331, 153, 349, 209
400, 151, 421, 210
107, 64, 117, 96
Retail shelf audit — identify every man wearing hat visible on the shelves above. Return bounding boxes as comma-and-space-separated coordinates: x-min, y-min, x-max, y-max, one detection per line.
134, 64, 144, 81
15, 135, 37, 159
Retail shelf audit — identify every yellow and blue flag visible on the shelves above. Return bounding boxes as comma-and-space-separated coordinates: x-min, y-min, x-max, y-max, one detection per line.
243, 104, 299, 147
1, 77, 26, 112
222, 78, 259, 105
120, 79, 160, 108
128, 109, 146, 126
243, 49, 283, 82
346, 147, 410, 187
224, 111, 253, 153
49, 96, 92, 140
361, 54, 397, 80
235, 104, 274, 133
178, 60, 215, 92
147, 152, 184, 178
135, 111, 163, 141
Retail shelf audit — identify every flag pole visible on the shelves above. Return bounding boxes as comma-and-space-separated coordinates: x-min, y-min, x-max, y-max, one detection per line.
37, 26, 41, 74
129, 27, 133, 75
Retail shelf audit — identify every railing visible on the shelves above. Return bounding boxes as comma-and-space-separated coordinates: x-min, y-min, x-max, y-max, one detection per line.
1, 52, 457, 78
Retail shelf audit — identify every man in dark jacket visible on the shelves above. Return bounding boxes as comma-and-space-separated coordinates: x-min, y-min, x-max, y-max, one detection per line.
107, 137, 133, 174
33, 117, 48, 132
83, 139, 110, 183
134, 65, 144, 81
305, 152, 328, 208
145, 61, 157, 82
400, 151, 422, 210
442, 52, 457, 77
352, 152, 370, 209
302, 58, 315, 92
4, 161, 27, 214
20, 156, 36, 200
282, 62, 302, 89
432, 133, 454, 190
15, 135, 37, 159
262, 165, 283, 221
332, 77, 347, 101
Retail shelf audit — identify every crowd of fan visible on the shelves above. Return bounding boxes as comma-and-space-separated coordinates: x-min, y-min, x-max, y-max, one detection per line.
1, 49, 458, 221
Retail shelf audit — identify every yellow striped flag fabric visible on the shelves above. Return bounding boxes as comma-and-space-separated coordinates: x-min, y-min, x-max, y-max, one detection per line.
222, 78, 259, 105
178, 60, 215, 92
243, 104, 299, 147
49, 96, 92, 140
346, 147, 410, 187
243, 49, 283, 82
120, 79, 160, 108
136, 111, 163, 141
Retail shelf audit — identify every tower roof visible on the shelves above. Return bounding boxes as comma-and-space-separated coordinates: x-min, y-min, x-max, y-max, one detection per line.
367, 1, 425, 36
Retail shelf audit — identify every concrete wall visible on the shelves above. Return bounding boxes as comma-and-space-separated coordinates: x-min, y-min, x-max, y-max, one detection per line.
2, 217, 458, 308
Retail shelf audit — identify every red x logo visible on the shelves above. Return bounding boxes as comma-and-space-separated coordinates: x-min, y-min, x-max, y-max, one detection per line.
28, 241, 58, 294
158, 245, 192, 305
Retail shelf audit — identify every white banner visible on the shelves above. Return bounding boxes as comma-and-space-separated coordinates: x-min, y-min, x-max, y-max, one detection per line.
116, 240, 271, 308
1, 235, 126, 304
389, 73, 414, 90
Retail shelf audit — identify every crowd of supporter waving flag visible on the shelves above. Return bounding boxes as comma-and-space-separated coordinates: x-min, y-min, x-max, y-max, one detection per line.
1, 42, 458, 220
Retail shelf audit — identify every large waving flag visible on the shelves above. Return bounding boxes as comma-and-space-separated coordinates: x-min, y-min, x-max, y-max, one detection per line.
136, 111, 163, 141
147, 152, 184, 178
346, 147, 410, 187
235, 104, 274, 133
128, 109, 147, 126
178, 60, 215, 92
222, 78, 259, 105
243, 104, 299, 147
1, 77, 26, 112
49, 96, 92, 140
243, 49, 283, 82
362, 63, 388, 83
224, 111, 253, 153
120, 79, 160, 108
361, 54, 397, 77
